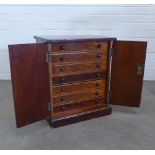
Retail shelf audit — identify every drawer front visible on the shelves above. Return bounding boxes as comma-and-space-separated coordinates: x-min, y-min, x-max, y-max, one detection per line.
53, 98, 106, 119
49, 40, 109, 120
52, 61, 107, 76
53, 88, 105, 105
52, 41, 109, 52
52, 51, 107, 64
52, 71, 107, 85
53, 79, 106, 96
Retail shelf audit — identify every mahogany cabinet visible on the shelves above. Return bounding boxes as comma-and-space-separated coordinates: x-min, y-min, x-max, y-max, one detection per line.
8, 35, 147, 128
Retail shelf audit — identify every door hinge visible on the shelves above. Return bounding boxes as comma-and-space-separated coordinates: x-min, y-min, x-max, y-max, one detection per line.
46, 51, 51, 63
108, 90, 112, 99
110, 48, 114, 57
48, 102, 51, 111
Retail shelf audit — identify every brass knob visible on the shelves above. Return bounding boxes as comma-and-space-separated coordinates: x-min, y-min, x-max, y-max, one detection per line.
61, 97, 65, 101
60, 78, 65, 82
97, 53, 101, 58
96, 83, 99, 87
96, 72, 101, 77
61, 88, 65, 91
60, 46, 65, 50
96, 64, 101, 68
60, 67, 65, 72
97, 44, 103, 48
60, 57, 64, 61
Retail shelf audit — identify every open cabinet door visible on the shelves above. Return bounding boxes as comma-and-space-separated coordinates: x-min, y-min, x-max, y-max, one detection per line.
9, 44, 50, 127
110, 41, 147, 107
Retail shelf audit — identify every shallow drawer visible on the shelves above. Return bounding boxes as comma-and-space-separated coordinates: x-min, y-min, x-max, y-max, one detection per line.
52, 41, 109, 52
52, 71, 107, 85
52, 51, 107, 64
52, 79, 106, 96
53, 98, 106, 119
53, 88, 105, 105
52, 61, 107, 77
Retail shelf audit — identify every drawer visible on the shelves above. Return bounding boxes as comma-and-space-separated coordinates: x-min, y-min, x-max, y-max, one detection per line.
52, 41, 109, 52
53, 88, 105, 105
52, 61, 107, 76
53, 98, 106, 119
52, 71, 107, 85
52, 79, 106, 96
52, 51, 107, 64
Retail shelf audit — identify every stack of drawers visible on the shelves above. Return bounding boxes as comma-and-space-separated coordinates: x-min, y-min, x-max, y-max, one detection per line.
50, 41, 109, 119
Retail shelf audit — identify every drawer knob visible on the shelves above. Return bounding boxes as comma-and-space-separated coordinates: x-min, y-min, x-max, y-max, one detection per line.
97, 44, 103, 48
96, 73, 101, 77
60, 67, 65, 72
96, 64, 101, 68
95, 99, 100, 104
61, 88, 65, 91
96, 83, 100, 87
60, 46, 65, 50
95, 92, 99, 95
62, 106, 66, 111
60, 78, 65, 82
61, 97, 65, 101
60, 57, 64, 61
97, 53, 101, 58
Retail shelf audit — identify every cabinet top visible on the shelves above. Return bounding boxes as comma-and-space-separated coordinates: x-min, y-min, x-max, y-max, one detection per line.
34, 35, 117, 43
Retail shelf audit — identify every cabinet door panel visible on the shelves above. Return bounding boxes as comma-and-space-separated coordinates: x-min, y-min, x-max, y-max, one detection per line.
110, 41, 147, 107
9, 44, 50, 127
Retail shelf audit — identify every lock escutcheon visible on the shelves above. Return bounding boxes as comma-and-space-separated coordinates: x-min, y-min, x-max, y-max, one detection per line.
137, 64, 144, 76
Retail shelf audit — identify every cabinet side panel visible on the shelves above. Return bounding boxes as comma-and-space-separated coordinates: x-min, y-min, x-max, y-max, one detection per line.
9, 44, 50, 127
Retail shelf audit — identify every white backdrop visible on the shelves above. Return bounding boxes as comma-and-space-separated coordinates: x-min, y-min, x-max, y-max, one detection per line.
0, 4, 155, 80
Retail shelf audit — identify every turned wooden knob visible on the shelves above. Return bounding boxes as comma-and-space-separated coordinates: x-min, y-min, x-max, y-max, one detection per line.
62, 106, 66, 110
60, 46, 65, 50
97, 53, 101, 58
95, 99, 100, 104
60, 78, 65, 82
96, 72, 101, 77
61, 88, 65, 91
60, 57, 64, 61
61, 97, 65, 101
60, 67, 65, 72
96, 64, 101, 68
95, 92, 99, 95
97, 44, 103, 48
96, 83, 100, 87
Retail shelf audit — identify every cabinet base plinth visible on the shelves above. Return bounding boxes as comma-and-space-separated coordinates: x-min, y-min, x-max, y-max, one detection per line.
47, 106, 112, 128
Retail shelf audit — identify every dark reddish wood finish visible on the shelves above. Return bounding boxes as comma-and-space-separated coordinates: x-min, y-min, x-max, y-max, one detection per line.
9, 44, 50, 128
52, 79, 106, 96
52, 41, 108, 52
49, 107, 112, 128
53, 97, 106, 113
52, 61, 107, 76
53, 88, 105, 105
110, 41, 147, 107
9, 35, 147, 128
53, 103, 106, 119
52, 71, 107, 85
34, 35, 117, 44
52, 51, 107, 64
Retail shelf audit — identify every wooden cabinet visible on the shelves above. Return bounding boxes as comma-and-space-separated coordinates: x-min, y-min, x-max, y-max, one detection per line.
8, 35, 147, 128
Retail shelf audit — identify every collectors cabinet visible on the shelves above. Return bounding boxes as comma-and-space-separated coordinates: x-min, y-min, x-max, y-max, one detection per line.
8, 35, 147, 128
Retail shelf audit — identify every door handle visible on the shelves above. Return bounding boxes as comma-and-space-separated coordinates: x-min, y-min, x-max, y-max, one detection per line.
137, 64, 144, 76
